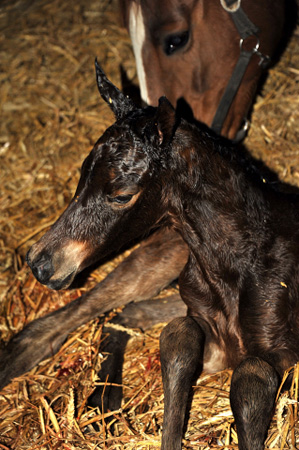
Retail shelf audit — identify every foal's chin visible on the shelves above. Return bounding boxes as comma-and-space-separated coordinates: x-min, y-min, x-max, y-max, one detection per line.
45, 270, 77, 290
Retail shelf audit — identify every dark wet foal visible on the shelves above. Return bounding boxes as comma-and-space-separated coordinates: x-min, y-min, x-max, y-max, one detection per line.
4, 64, 299, 449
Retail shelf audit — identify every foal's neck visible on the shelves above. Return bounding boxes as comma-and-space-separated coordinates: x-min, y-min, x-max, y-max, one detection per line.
168, 126, 266, 262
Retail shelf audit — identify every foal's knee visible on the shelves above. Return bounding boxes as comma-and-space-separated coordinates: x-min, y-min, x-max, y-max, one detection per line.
160, 316, 204, 378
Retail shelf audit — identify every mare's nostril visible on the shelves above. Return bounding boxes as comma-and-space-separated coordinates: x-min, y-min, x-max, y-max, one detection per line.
29, 253, 54, 285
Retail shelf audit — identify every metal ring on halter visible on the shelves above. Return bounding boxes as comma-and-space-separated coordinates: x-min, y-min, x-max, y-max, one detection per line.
220, 0, 241, 13
239, 36, 260, 53
234, 118, 250, 143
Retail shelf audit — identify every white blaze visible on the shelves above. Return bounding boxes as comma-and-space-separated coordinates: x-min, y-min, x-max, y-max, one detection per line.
129, 2, 150, 104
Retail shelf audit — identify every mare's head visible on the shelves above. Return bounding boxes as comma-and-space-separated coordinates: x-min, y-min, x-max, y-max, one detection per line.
122, 0, 285, 139
26, 63, 178, 290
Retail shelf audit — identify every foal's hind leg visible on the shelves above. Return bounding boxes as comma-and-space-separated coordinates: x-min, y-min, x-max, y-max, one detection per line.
0, 228, 188, 390
89, 294, 187, 416
160, 316, 204, 450
230, 357, 279, 450
88, 327, 130, 416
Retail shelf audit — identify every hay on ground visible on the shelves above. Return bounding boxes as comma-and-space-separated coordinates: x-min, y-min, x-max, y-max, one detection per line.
0, 0, 299, 448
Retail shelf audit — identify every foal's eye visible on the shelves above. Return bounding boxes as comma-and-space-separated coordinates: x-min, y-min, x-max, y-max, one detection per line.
163, 30, 190, 56
109, 194, 133, 204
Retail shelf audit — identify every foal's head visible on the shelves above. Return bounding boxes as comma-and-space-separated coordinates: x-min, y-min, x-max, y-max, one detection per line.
26, 63, 178, 290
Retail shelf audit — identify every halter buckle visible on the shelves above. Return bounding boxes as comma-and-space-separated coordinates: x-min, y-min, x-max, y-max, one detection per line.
240, 36, 270, 68
239, 35, 260, 53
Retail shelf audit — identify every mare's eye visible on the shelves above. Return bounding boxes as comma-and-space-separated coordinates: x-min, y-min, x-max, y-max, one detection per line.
163, 30, 190, 56
109, 194, 133, 204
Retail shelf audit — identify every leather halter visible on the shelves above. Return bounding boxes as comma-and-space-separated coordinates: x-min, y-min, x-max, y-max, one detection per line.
211, 0, 271, 141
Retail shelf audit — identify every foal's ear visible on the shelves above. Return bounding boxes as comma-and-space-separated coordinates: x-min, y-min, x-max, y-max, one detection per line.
95, 59, 136, 120
155, 97, 177, 146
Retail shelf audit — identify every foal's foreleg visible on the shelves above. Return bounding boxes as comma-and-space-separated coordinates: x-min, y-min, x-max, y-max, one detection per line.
230, 357, 279, 450
160, 316, 204, 450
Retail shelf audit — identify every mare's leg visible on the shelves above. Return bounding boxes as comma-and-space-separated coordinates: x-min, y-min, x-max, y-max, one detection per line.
0, 228, 188, 390
89, 294, 187, 415
230, 357, 280, 450
160, 316, 204, 450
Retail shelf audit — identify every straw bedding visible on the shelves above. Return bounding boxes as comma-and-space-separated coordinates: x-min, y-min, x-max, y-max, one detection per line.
0, 0, 299, 448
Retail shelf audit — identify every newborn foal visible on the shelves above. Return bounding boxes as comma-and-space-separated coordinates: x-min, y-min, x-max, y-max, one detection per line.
25, 64, 299, 449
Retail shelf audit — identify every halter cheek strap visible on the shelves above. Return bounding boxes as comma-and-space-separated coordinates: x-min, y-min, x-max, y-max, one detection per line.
211, 0, 271, 141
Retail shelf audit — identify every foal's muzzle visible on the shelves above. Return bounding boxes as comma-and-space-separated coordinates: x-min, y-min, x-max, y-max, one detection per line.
26, 238, 90, 290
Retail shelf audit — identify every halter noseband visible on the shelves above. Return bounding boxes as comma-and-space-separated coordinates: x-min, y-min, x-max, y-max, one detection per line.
211, 0, 271, 141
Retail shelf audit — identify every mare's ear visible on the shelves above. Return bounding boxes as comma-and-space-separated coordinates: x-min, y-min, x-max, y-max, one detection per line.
95, 59, 136, 120
155, 97, 177, 146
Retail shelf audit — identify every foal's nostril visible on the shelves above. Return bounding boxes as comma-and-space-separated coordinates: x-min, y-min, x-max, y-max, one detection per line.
34, 260, 53, 284
27, 252, 54, 285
